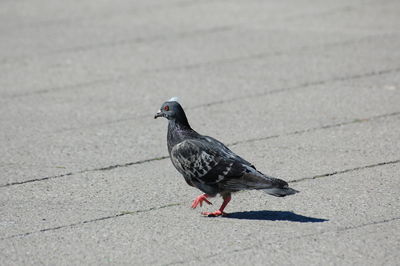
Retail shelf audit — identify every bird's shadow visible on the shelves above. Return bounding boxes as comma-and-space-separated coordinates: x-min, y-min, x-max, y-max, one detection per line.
223, 210, 328, 222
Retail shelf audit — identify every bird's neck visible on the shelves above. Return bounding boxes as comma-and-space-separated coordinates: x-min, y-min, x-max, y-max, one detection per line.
175, 109, 191, 129
167, 118, 194, 152
169, 119, 190, 130
169, 108, 191, 131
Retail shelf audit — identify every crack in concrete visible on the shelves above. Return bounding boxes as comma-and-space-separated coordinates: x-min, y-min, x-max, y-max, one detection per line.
1, 160, 399, 241
0, 0, 223, 33
0, 0, 374, 66
290, 159, 400, 184
2, 33, 396, 99
165, 216, 400, 265
144, 35, 381, 74
0, 25, 233, 70
0, 156, 169, 188
33, 66, 400, 135
231, 111, 400, 146
191, 67, 400, 112
1, 111, 399, 188
0, 203, 181, 241
51, 26, 234, 55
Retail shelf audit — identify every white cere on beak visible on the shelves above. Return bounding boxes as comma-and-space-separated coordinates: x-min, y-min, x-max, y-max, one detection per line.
168, 96, 179, 102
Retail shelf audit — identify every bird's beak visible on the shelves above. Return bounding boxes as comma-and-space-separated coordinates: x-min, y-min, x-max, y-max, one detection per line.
154, 110, 163, 119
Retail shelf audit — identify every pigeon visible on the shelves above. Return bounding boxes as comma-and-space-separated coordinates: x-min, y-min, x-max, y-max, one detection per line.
154, 97, 298, 216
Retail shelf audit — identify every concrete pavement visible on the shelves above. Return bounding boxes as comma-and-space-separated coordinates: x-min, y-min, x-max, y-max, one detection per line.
1, 0, 399, 265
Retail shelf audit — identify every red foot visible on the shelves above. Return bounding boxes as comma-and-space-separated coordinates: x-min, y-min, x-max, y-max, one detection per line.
201, 210, 228, 217
191, 194, 212, 209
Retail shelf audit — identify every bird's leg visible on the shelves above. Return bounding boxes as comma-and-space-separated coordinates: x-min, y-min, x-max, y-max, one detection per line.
191, 194, 213, 208
202, 193, 231, 217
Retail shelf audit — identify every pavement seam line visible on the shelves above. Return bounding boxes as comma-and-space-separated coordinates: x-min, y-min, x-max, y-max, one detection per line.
45, 26, 233, 57
1, 159, 399, 241
38, 65, 400, 133
0, 0, 214, 33
0, 203, 182, 241
143, 35, 393, 74
1, 111, 399, 188
3, 34, 397, 99
230, 111, 400, 146
290, 159, 400, 183
165, 216, 400, 265
0, 156, 169, 188
0, 25, 233, 69
189, 67, 400, 111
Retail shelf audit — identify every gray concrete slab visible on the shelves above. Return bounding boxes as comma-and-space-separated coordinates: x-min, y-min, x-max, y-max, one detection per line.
2, 71, 399, 185
1, 0, 399, 265
1, 163, 399, 265
1, 114, 399, 241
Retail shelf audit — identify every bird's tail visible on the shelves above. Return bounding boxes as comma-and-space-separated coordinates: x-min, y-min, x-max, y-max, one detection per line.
263, 186, 299, 197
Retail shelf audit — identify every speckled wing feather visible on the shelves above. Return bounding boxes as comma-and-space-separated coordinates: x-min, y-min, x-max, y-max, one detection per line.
170, 138, 243, 185
201, 136, 254, 167
170, 137, 291, 195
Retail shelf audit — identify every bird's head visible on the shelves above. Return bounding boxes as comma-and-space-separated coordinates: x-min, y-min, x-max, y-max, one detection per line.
154, 97, 185, 121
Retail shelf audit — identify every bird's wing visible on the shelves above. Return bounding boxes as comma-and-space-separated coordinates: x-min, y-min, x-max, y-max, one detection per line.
171, 138, 286, 193
202, 136, 255, 168
170, 139, 245, 185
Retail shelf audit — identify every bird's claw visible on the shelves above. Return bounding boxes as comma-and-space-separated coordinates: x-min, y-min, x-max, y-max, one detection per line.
201, 210, 228, 217
191, 194, 212, 209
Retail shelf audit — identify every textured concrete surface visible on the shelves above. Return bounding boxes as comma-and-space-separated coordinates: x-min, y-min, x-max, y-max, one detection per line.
1, 0, 400, 265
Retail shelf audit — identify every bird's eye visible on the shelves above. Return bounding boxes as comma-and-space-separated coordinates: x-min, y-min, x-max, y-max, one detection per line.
164, 105, 169, 111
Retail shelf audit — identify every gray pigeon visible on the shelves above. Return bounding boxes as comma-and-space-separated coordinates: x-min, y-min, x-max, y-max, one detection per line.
154, 97, 298, 216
